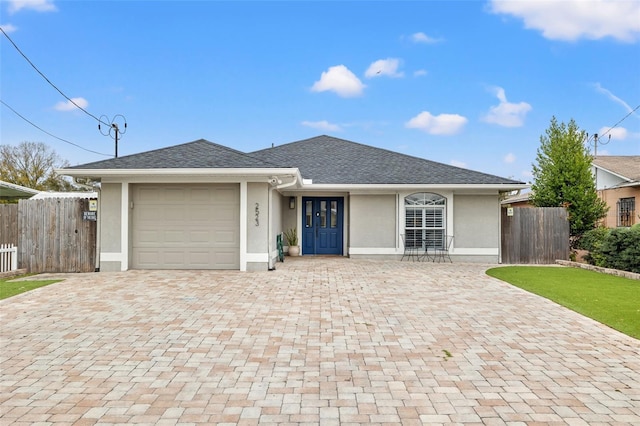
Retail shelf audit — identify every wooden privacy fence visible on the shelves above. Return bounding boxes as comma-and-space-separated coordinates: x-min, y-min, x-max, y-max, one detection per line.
501, 207, 569, 264
18, 198, 97, 273
0, 203, 19, 246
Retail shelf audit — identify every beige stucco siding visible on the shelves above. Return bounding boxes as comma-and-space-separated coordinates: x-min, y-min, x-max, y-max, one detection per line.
453, 194, 499, 248
100, 183, 122, 251
98, 183, 123, 272
349, 194, 396, 248
598, 187, 638, 228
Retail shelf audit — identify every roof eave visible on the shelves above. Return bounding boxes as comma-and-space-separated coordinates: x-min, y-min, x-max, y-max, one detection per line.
57, 167, 302, 178
295, 183, 529, 192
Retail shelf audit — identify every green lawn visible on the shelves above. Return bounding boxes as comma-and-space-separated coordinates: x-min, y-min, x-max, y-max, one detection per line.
0, 275, 62, 300
486, 266, 640, 339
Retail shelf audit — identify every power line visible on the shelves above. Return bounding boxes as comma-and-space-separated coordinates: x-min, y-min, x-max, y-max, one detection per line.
587, 103, 640, 154
0, 26, 109, 127
1, 99, 112, 157
598, 103, 640, 140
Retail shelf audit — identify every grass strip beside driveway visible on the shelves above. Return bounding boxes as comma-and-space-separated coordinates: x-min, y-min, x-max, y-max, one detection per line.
0, 276, 62, 300
487, 266, 640, 339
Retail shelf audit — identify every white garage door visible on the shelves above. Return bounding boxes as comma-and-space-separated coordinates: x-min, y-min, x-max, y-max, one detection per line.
132, 184, 239, 269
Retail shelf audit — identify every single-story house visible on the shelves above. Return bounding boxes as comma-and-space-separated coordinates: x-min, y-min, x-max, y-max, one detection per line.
60, 135, 527, 271
593, 156, 639, 228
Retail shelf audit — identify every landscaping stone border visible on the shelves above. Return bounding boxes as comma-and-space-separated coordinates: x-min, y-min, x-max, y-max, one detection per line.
0, 269, 27, 280
556, 260, 640, 281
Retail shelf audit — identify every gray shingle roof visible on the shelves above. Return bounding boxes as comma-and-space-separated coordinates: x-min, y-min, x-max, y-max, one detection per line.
67, 139, 277, 170
66, 135, 523, 185
251, 135, 523, 185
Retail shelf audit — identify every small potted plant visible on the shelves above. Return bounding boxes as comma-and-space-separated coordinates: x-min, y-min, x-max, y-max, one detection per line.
283, 228, 299, 256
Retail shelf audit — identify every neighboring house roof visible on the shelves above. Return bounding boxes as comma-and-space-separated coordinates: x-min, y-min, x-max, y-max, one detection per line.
30, 191, 98, 200
66, 139, 278, 170
501, 191, 532, 205
0, 180, 41, 199
593, 156, 640, 187
63, 135, 525, 186
251, 135, 523, 185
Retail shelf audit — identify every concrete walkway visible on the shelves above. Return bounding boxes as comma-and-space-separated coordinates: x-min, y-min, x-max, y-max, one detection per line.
1, 258, 638, 425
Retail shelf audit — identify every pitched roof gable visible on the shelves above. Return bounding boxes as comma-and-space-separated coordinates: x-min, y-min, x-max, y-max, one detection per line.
593, 156, 640, 182
67, 139, 276, 170
66, 135, 524, 186
251, 135, 522, 185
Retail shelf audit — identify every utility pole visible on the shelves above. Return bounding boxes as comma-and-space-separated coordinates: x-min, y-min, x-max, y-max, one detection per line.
99, 114, 127, 158
592, 132, 611, 157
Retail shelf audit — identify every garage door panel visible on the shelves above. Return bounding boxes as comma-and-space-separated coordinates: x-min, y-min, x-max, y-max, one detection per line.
190, 187, 213, 202
211, 250, 238, 268
162, 250, 186, 267
214, 230, 237, 244
164, 187, 186, 202
187, 250, 214, 267
214, 186, 238, 199
136, 230, 161, 244
132, 184, 239, 269
133, 249, 237, 270
136, 187, 160, 203
164, 230, 187, 243
163, 206, 186, 221
135, 249, 161, 268
137, 205, 158, 221
189, 206, 215, 221
190, 230, 213, 243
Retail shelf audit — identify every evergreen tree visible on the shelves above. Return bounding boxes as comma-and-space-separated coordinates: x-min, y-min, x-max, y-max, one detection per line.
531, 117, 607, 244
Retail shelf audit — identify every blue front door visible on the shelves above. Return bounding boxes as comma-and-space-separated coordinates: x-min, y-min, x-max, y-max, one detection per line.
302, 197, 344, 255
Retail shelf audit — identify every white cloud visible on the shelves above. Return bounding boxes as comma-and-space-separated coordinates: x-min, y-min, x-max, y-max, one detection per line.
301, 120, 342, 132
365, 58, 404, 78
489, 0, 640, 42
411, 32, 443, 44
54, 97, 88, 112
8, 0, 57, 14
504, 153, 516, 163
592, 83, 639, 115
450, 160, 467, 168
405, 111, 468, 135
311, 65, 365, 98
0, 23, 17, 33
598, 126, 628, 140
522, 170, 533, 179
482, 87, 532, 127
413, 69, 428, 77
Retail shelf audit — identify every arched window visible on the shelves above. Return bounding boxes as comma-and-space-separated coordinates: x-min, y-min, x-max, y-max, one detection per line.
405, 192, 446, 248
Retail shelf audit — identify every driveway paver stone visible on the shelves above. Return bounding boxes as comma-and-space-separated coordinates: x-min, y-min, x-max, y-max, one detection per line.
1, 258, 639, 425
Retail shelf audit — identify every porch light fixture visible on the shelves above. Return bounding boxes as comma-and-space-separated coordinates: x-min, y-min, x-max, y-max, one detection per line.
289, 197, 296, 209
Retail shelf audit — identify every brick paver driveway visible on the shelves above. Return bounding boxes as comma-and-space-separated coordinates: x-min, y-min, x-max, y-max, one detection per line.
1, 258, 639, 425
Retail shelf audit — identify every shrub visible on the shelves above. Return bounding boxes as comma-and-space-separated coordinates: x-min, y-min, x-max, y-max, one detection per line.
599, 227, 640, 273
580, 226, 640, 273
578, 227, 609, 266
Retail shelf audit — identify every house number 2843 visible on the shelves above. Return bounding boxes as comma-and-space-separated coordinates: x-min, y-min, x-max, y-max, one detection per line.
255, 203, 259, 226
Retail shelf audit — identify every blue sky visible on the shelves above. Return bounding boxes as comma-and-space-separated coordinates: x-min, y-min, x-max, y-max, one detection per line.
1, 0, 639, 182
